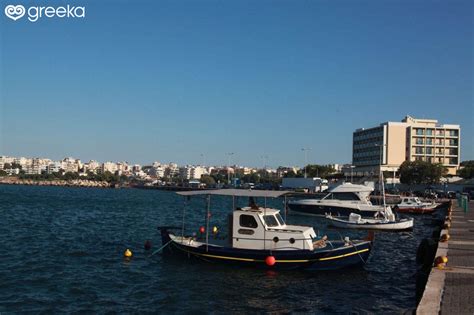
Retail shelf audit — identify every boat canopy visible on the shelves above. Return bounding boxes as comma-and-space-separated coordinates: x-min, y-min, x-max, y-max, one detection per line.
176, 189, 291, 198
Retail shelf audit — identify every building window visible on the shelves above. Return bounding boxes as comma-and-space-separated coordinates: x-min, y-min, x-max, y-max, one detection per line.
437, 148, 444, 154
449, 139, 458, 146
426, 129, 433, 136
449, 130, 458, 137
240, 215, 258, 228
449, 148, 457, 155
415, 138, 424, 145
415, 147, 424, 154
416, 129, 424, 136
436, 130, 445, 136
436, 139, 444, 145
426, 138, 433, 145
426, 147, 433, 155
449, 157, 458, 165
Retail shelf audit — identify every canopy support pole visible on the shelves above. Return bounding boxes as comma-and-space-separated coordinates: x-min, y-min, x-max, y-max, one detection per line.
284, 195, 288, 221
264, 199, 266, 250
206, 194, 210, 252
181, 196, 187, 244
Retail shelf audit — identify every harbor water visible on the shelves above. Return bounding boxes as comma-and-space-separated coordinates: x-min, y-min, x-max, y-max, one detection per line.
0, 185, 441, 313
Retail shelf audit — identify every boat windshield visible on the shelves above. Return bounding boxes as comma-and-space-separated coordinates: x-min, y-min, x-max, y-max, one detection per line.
276, 213, 285, 225
263, 215, 279, 227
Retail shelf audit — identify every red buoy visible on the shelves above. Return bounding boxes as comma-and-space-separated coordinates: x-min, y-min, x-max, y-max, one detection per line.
265, 256, 276, 266
199, 226, 205, 234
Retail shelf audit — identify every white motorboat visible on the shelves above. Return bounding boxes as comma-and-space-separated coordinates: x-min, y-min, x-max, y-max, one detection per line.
287, 183, 385, 217
396, 197, 439, 214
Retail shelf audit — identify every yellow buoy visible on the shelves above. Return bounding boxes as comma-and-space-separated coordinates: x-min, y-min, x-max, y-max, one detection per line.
124, 248, 133, 258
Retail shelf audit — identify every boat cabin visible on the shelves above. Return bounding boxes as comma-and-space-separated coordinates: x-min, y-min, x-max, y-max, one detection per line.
231, 206, 316, 250
400, 197, 422, 205
322, 183, 374, 203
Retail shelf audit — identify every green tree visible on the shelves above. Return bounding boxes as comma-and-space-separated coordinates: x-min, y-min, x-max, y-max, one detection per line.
302, 164, 336, 178
399, 161, 447, 184
458, 160, 474, 179
200, 175, 216, 186
0, 170, 7, 176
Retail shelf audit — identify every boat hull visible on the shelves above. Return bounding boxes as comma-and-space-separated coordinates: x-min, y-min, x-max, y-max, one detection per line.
288, 202, 379, 217
395, 206, 436, 214
160, 229, 372, 270
326, 217, 414, 231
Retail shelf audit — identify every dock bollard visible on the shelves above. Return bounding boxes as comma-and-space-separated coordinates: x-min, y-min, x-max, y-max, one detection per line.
434, 256, 448, 269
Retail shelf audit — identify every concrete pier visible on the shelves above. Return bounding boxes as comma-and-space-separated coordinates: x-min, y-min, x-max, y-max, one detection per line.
417, 200, 474, 314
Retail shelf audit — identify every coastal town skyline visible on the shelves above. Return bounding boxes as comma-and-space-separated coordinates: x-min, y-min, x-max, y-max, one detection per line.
1, 1, 472, 166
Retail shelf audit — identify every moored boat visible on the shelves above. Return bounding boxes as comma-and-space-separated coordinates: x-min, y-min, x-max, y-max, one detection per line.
287, 183, 385, 217
159, 189, 373, 270
396, 197, 439, 214
326, 212, 414, 231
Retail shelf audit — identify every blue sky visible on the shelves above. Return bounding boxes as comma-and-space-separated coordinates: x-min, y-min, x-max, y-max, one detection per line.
1, 0, 472, 167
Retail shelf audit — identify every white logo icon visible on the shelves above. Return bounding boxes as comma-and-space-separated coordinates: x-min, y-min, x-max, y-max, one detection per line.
4, 4, 25, 21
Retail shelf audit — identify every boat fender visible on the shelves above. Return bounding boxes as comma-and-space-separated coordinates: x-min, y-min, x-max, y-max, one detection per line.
416, 238, 437, 268
144, 240, 152, 250
265, 256, 276, 266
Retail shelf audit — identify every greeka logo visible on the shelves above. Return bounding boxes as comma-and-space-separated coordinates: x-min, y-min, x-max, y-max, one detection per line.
4, 4, 85, 22
4, 4, 25, 20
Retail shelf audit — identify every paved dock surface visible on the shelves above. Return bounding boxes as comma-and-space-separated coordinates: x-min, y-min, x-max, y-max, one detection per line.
440, 200, 474, 314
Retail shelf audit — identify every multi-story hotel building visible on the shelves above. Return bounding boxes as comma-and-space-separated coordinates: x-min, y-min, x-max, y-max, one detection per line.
353, 116, 461, 175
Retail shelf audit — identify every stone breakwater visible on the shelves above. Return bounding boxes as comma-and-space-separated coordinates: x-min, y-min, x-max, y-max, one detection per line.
0, 177, 110, 188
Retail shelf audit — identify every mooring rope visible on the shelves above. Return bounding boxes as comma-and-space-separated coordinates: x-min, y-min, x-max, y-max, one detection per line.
148, 239, 173, 258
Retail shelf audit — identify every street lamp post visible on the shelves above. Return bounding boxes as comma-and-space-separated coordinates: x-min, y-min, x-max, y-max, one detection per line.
227, 152, 234, 185
301, 148, 311, 178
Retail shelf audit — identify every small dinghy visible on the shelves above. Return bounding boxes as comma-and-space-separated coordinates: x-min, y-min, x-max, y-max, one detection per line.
326, 210, 414, 231
158, 189, 373, 270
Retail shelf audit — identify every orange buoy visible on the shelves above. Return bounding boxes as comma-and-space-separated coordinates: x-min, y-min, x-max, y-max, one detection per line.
265, 256, 276, 266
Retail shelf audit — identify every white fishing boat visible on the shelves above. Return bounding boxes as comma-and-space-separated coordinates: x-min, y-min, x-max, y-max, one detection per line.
158, 189, 374, 270
326, 211, 414, 231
